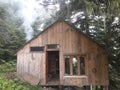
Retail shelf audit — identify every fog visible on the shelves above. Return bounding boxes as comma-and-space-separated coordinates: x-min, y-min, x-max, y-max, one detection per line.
0, 0, 59, 40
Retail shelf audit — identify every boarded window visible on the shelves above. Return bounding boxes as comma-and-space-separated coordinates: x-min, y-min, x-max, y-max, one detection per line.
65, 57, 70, 74
80, 56, 85, 75
30, 46, 44, 52
72, 57, 78, 75
47, 44, 59, 49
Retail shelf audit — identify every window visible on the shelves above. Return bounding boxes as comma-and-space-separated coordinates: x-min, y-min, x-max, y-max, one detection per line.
64, 55, 86, 76
80, 56, 85, 75
65, 57, 70, 74
30, 46, 44, 52
47, 44, 59, 49
72, 57, 78, 75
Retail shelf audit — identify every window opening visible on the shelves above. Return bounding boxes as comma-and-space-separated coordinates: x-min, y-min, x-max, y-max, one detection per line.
72, 57, 78, 75
65, 57, 70, 74
80, 56, 85, 75
30, 46, 44, 52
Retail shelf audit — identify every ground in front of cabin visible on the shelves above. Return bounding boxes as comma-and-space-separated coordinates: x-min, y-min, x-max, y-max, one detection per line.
42, 86, 85, 90
0, 60, 84, 90
0, 60, 42, 90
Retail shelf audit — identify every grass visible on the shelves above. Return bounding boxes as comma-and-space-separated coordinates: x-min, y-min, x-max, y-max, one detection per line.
0, 60, 42, 90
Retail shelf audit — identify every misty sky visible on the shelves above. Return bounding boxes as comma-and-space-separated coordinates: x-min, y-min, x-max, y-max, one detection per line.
0, 0, 59, 40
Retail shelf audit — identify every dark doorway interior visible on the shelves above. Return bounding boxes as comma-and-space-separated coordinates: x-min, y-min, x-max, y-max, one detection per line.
46, 51, 59, 83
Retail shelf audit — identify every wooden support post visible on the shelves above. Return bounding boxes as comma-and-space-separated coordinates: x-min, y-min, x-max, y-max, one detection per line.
43, 87, 46, 90
100, 86, 103, 90
103, 86, 109, 90
90, 85, 92, 90
59, 85, 63, 90
85, 85, 91, 90
95, 86, 98, 90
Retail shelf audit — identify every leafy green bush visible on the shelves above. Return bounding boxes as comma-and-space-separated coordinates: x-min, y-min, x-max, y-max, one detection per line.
0, 60, 16, 73
0, 60, 42, 90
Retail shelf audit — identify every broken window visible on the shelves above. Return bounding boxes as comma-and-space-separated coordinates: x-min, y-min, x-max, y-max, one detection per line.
72, 57, 78, 75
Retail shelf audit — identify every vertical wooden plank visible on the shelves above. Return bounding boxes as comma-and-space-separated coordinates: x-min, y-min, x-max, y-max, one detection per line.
85, 54, 89, 76
60, 22, 64, 84
43, 46, 48, 84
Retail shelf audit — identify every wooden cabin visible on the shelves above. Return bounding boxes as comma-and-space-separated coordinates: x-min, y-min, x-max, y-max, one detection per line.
16, 21, 109, 89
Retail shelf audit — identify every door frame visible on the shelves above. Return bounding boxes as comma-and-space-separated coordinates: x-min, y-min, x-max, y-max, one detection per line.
45, 45, 60, 84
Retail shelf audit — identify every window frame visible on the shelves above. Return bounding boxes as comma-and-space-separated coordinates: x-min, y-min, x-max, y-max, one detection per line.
64, 55, 86, 76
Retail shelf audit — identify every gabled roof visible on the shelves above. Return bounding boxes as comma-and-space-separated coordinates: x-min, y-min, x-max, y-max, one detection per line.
17, 20, 105, 53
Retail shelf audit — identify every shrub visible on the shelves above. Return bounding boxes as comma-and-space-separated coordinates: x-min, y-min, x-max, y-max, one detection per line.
0, 60, 42, 90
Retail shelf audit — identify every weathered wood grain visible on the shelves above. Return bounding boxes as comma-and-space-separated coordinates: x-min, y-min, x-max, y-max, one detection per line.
17, 21, 109, 86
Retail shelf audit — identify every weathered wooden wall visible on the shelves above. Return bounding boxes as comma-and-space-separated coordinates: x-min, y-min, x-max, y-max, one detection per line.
17, 21, 109, 86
